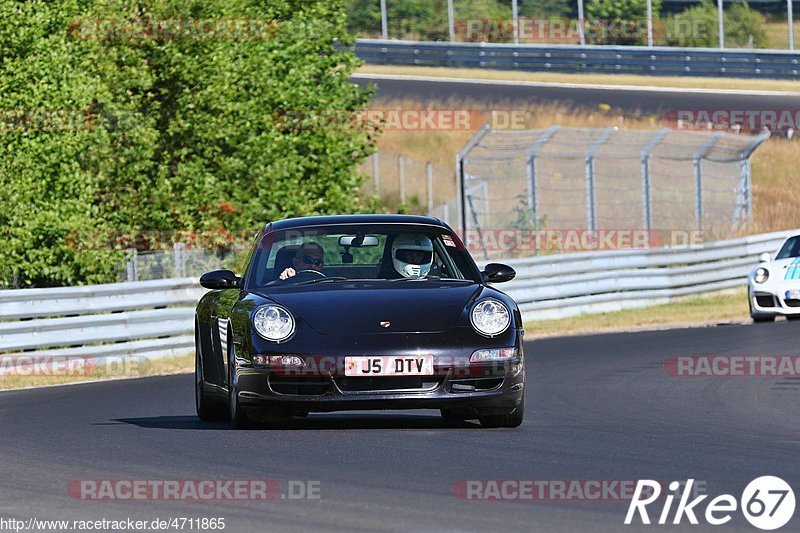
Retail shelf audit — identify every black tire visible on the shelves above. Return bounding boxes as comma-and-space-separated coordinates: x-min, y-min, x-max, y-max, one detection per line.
195, 322, 225, 421
479, 391, 525, 428
787, 315, 800, 321
227, 334, 250, 430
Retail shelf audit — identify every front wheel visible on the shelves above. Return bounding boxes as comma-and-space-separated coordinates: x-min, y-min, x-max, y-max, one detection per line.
227, 336, 250, 430
479, 392, 525, 428
196, 323, 225, 421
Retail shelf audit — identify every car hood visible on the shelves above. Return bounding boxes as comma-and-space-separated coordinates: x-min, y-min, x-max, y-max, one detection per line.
261, 282, 483, 335
771, 257, 800, 280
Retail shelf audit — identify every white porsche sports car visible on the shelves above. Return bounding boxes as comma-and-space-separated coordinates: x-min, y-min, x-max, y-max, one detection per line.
748, 234, 800, 322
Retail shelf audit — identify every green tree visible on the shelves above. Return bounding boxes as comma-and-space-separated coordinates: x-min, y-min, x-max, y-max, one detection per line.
585, 0, 662, 45
0, 0, 375, 287
663, 2, 767, 48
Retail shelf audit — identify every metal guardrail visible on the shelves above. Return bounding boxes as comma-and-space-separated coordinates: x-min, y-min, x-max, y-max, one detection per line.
0, 278, 203, 365
0, 229, 794, 366
354, 39, 800, 79
483, 229, 795, 321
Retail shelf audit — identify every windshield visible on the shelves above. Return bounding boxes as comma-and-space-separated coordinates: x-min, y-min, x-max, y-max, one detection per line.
246, 225, 480, 288
776, 236, 800, 260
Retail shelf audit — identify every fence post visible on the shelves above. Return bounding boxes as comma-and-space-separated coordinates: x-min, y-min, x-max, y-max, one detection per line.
174, 242, 186, 278
585, 127, 616, 232
455, 124, 491, 238
426, 161, 433, 213
526, 126, 560, 220
641, 129, 669, 234
693, 133, 722, 232
127, 248, 138, 282
372, 153, 380, 196
399, 155, 405, 204
790, 0, 795, 51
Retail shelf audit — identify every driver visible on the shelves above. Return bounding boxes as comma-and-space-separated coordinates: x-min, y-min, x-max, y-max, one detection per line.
392, 234, 433, 279
279, 242, 324, 280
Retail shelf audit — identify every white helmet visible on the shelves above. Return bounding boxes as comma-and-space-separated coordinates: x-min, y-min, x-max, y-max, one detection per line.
392, 234, 433, 278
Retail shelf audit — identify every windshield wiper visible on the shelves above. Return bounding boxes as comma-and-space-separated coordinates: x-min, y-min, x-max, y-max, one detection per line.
299, 276, 348, 285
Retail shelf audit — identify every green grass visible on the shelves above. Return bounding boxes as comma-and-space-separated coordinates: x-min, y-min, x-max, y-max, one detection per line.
0, 353, 194, 390
525, 288, 751, 339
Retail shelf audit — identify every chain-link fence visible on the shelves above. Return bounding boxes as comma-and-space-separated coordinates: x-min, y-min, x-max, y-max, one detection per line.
123, 244, 242, 282
457, 125, 769, 258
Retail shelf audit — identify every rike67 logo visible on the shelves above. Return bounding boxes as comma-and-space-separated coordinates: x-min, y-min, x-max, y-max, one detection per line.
625, 477, 795, 530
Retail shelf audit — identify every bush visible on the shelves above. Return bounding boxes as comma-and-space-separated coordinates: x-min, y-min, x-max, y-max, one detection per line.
585, 0, 663, 45
0, 0, 375, 287
662, 1, 768, 48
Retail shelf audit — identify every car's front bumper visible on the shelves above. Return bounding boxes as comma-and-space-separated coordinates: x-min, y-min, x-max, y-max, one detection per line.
749, 284, 800, 316
233, 357, 524, 416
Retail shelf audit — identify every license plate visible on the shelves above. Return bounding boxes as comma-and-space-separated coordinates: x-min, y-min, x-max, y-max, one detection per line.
344, 356, 434, 376
787, 290, 800, 300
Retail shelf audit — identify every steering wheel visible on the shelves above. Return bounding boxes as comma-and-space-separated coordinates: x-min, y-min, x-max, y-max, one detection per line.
295, 269, 326, 278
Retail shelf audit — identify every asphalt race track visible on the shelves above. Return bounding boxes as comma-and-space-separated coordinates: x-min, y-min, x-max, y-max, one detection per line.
353, 75, 800, 115
1, 321, 798, 532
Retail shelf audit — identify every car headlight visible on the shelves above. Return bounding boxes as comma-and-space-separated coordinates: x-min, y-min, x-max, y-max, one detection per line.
470, 298, 511, 337
754, 268, 769, 284
470, 347, 517, 362
252, 304, 295, 342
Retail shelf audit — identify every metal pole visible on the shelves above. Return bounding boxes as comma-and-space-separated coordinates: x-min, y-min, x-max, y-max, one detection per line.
717, 0, 724, 49
585, 158, 596, 232
646, 0, 653, 47
693, 158, 703, 230
372, 152, 380, 196
641, 129, 669, 234
512, 0, 519, 45
526, 156, 537, 217
380, 0, 388, 40
426, 162, 434, 213
447, 0, 455, 42
789, 0, 795, 51
577, 0, 586, 46
398, 155, 405, 204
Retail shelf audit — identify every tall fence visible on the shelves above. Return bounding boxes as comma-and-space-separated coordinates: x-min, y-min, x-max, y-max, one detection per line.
456, 125, 769, 258
0, 230, 792, 368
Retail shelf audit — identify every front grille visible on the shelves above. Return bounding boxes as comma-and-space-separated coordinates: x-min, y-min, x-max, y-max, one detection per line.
755, 294, 776, 308
268, 376, 331, 396
335, 376, 442, 393
785, 299, 800, 308
448, 377, 504, 392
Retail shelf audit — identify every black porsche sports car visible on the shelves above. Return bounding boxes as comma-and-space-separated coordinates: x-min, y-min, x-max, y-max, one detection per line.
195, 214, 525, 428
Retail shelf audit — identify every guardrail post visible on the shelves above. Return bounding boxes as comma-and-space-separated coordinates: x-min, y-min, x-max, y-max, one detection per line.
789, 0, 795, 51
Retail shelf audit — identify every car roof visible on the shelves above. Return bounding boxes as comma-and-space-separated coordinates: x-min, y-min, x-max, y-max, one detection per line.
264, 214, 449, 232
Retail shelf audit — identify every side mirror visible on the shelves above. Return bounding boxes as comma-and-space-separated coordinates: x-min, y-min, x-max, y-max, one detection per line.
759, 252, 771, 263
482, 263, 516, 284
200, 270, 241, 290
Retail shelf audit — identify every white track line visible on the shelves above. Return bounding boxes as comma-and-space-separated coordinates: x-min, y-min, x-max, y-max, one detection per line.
352, 73, 800, 97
